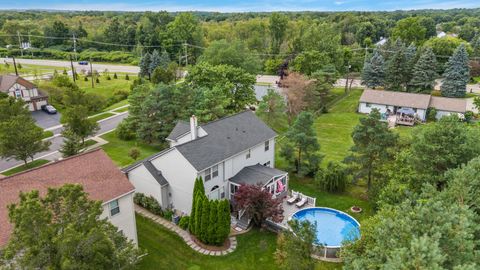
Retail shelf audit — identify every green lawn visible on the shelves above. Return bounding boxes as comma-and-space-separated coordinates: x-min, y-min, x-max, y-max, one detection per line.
100, 131, 163, 167
136, 214, 340, 270
0, 63, 60, 76
42, 130, 54, 139
1, 159, 50, 176
103, 99, 129, 112
89, 112, 115, 122
76, 75, 136, 99
113, 106, 129, 113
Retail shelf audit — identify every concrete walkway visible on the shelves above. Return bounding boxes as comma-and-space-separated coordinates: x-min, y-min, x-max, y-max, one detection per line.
135, 205, 237, 256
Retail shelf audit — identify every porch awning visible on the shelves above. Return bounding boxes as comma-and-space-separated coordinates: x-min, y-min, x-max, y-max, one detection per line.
229, 164, 287, 186
397, 107, 416, 115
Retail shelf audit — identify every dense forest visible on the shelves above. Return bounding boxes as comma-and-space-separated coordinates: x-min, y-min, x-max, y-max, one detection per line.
0, 9, 480, 75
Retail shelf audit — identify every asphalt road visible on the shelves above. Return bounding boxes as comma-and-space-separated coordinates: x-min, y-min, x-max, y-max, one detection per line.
0, 112, 129, 173
0, 58, 139, 74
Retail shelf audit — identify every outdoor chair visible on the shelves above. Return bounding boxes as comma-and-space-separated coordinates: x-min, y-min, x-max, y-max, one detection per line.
296, 195, 307, 208
287, 192, 299, 204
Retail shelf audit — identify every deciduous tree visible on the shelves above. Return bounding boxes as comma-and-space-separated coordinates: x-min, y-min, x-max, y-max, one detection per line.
275, 220, 316, 270
234, 184, 283, 227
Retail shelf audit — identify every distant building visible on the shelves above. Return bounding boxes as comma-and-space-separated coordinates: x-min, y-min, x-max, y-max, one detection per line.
0, 149, 138, 247
375, 37, 388, 46
358, 89, 467, 122
0, 75, 48, 111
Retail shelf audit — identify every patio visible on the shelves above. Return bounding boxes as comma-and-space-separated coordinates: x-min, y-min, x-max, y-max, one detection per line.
277, 190, 316, 228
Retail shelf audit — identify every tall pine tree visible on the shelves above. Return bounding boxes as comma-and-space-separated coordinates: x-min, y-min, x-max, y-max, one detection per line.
200, 198, 210, 243
159, 50, 171, 69
139, 52, 152, 79
208, 200, 218, 244
194, 195, 203, 237
441, 44, 470, 98
362, 49, 385, 89
385, 39, 408, 91
404, 43, 417, 85
216, 199, 231, 245
189, 177, 205, 234
409, 47, 438, 93
149, 49, 161, 75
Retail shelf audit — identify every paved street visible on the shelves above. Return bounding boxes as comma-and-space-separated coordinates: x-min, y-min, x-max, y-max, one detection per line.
0, 58, 139, 74
0, 112, 129, 173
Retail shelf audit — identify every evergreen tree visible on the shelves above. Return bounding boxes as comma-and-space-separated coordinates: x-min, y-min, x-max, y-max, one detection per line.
409, 47, 438, 93
404, 43, 417, 84
471, 34, 480, 57
189, 177, 205, 234
385, 40, 408, 91
139, 52, 152, 78
199, 198, 210, 243
159, 50, 171, 69
280, 112, 322, 176
207, 200, 218, 244
149, 49, 161, 75
59, 129, 83, 157
361, 49, 385, 89
216, 199, 231, 245
441, 44, 470, 98
194, 195, 203, 238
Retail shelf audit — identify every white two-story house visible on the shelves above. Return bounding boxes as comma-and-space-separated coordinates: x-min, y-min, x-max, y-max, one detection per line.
123, 111, 288, 215
0, 75, 48, 111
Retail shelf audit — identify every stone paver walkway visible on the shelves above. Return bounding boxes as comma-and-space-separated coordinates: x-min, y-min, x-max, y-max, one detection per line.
135, 205, 237, 256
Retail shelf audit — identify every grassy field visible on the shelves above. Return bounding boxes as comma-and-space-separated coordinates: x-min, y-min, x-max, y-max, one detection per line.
0, 63, 59, 76
1, 159, 50, 176
89, 112, 115, 122
136, 214, 341, 270
103, 99, 129, 112
100, 131, 163, 167
76, 74, 136, 98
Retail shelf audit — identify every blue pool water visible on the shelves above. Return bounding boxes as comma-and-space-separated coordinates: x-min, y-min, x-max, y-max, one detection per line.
292, 207, 360, 247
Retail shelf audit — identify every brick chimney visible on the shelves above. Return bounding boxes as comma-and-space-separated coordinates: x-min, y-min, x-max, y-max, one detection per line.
190, 115, 198, 140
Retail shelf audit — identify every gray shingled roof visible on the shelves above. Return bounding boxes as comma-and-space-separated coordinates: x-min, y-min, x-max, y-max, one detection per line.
360, 89, 431, 109
143, 160, 168, 186
230, 164, 287, 186
166, 121, 190, 141
176, 111, 277, 171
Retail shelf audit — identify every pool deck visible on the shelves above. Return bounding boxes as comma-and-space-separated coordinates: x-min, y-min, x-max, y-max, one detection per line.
279, 198, 315, 228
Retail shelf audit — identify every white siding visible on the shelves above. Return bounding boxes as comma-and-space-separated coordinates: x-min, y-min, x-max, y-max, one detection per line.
435, 110, 460, 120
128, 165, 163, 205
150, 149, 198, 215
359, 102, 427, 121
100, 192, 138, 245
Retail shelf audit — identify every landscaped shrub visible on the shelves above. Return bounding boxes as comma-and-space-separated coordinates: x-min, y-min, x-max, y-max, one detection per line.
316, 161, 348, 192
125, 74, 130, 80
164, 209, 174, 221
113, 73, 118, 79
84, 76, 88, 81
84, 92, 107, 113
178, 216, 190, 230
464, 111, 474, 123
128, 147, 141, 160
427, 107, 437, 122
134, 193, 163, 216
96, 78, 100, 83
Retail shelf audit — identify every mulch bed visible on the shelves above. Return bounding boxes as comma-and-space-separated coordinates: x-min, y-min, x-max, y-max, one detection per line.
190, 234, 231, 251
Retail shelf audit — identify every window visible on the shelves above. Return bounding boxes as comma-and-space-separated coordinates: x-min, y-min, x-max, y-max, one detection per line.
264, 161, 271, 167
366, 103, 371, 108
265, 141, 270, 151
230, 184, 239, 195
212, 165, 219, 178
204, 165, 219, 182
221, 186, 225, 199
109, 200, 120, 216
204, 168, 211, 181
246, 149, 251, 159
14, 90, 21, 98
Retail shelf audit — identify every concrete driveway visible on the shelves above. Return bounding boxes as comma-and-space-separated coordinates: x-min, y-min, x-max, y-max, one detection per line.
31, 110, 62, 129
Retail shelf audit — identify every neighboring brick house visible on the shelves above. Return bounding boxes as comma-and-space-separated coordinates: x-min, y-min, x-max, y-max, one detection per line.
0, 75, 48, 111
0, 149, 138, 247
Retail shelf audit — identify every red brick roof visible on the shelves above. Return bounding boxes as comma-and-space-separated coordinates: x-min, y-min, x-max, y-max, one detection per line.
0, 149, 134, 247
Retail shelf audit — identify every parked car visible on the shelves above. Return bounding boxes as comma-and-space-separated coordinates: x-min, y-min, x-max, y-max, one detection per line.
41, 104, 57, 114
78, 61, 89, 65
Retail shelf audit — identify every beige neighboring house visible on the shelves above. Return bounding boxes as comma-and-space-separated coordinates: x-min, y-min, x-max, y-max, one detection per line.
0, 149, 138, 247
0, 75, 48, 111
358, 89, 468, 121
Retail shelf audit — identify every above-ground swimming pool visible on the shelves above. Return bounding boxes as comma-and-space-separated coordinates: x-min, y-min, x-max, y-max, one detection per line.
291, 207, 360, 248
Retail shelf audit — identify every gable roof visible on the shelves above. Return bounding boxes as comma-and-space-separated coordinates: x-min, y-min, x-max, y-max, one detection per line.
230, 164, 287, 186
360, 89, 431, 109
429, 96, 467, 113
0, 75, 36, 92
175, 111, 277, 171
0, 149, 134, 247
143, 160, 168, 186
166, 121, 190, 141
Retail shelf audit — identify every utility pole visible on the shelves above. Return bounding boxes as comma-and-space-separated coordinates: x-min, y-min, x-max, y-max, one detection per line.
17, 31, 23, 57
184, 42, 188, 67
12, 56, 18, 76
28, 32, 33, 57
89, 58, 94, 88
345, 64, 351, 93
72, 34, 77, 61
69, 54, 76, 83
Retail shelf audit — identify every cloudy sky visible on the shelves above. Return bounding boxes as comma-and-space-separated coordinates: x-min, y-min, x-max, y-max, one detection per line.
1, 0, 479, 12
